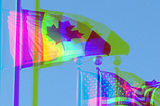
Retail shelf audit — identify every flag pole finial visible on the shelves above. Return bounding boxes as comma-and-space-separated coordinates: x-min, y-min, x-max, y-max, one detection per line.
74, 56, 84, 70
93, 56, 103, 71
112, 56, 122, 71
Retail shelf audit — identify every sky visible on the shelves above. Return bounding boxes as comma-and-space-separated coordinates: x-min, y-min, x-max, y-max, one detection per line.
1, 0, 160, 106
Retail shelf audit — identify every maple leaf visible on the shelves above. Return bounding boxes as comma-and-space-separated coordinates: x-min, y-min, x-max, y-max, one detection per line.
65, 25, 83, 41
47, 24, 62, 44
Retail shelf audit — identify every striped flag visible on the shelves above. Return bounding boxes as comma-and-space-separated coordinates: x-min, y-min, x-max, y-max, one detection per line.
78, 69, 159, 106
151, 86, 160, 106
117, 69, 160, 105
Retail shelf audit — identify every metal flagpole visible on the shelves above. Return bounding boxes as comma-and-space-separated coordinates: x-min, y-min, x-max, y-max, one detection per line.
75, 56, 83, 106
94, 56, 103, 106
0, 2, 3, 105
32, 0, 40, 105
113, 56, 122, 105
77, 67, 82, 106
14, 0, 21, 105
97, 67, 100, 106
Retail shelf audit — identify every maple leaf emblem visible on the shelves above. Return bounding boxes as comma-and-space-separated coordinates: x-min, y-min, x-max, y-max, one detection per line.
46, 21, 84, 44
47, 24, 62, 44
65, 25, 83, 41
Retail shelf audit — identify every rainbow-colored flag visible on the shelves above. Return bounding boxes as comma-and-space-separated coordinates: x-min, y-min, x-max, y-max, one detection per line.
8, 9, 130, 69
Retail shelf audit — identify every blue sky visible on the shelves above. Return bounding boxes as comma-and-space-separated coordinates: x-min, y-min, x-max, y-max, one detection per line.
1, 0, 160, 106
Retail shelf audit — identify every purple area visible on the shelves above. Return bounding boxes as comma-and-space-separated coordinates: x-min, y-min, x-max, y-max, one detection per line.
145, 79, 160, 88
85, 31, 111, 56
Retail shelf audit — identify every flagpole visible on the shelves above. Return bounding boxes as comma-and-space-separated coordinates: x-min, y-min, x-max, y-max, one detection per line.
94, 56, 103, 106
115, 67, 120, 105
14, 0, 21, 105
0, 2, 2, 105
112, 56, 122, 105
76, 67, 82, 106
32, 0, 40, 105
97, 67, 100, 106
75, 56, 83, 106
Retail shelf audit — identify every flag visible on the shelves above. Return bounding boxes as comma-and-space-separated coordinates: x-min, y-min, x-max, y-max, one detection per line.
7, 9, 130, 69
80, 71, 98, 106
78, 69, 159, 106
145, 80, 160, 106
151, 86, 160, 106
80, 70, 133, 106
116, 69, 160, 105
8, 9, 45, 69
115, 69, 146, 88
